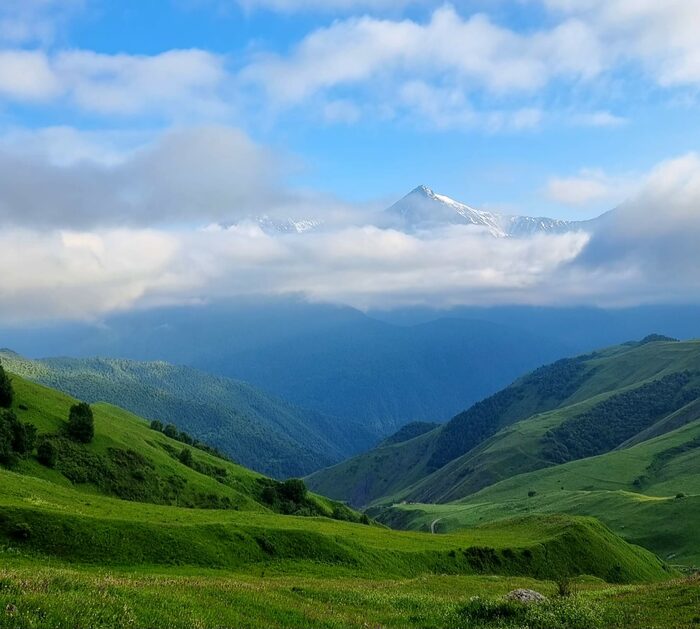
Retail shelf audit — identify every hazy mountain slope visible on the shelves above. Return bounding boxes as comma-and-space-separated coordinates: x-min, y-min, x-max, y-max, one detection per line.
0, 351, 374, 478
378, 417, 700, 565
308, 338, 700, 507
369, 304, 700, 354
0, 302, 572, 434
307, 349, 609, 505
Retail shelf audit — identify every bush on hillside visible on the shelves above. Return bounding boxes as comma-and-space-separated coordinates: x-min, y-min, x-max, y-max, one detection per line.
149, 420, 164, 432
0, 362, 13, 408
178, 447, 193, 467
456, 595, 610, 629
280, 478, 307, 503
67, 402, 94, 444
37, 440, 58, 468
0, 409, 37, 466
163, 423, 180, 439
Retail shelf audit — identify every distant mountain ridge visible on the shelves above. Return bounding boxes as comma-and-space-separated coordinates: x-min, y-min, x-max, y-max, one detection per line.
307, 336, 700, 508
386, 185, 596, 237
222, 184, 601, 237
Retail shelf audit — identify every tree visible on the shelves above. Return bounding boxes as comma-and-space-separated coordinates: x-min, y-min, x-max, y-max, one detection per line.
0, 409, 36, 465
0, 411, 13, 466
280, 478, 307, 504
0, 362, 13, 409
150, 420, 164, 432
163, 423, 179, 440
11, 420, 36, 455
178, 447, 193, 467
67, 402, 94, 444
37, 440, 58, 468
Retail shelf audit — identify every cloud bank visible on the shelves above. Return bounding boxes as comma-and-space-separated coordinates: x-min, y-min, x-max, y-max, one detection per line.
0, 125, 698, 322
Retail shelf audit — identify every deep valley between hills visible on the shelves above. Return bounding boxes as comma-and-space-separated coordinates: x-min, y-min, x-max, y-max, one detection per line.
0, 332, 699, 628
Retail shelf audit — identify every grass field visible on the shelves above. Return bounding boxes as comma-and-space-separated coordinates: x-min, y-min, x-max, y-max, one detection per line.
377, 418, 700, 566
0, 560, 698, 629
0, 368, 696, 628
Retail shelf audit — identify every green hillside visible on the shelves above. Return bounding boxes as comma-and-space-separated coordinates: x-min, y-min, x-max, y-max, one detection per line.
375, 416, 700, 565
0, 371, 364, 521
0, 351, 374, 478
0, 366, 671, 581
308, 338, 700, 507
0, 360, 694, 628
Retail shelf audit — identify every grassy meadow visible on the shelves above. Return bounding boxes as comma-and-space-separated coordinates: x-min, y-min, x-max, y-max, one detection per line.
0, 367, 697, 628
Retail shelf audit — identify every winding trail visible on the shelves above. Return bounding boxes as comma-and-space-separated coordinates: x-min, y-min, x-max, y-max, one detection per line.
430, 517, 443, 534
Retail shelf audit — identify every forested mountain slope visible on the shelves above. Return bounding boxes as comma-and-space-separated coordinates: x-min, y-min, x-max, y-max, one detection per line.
378, 416, 700, 565
0, 351, 373, 478
308, 337, 700, 507
0, 301, 571, 433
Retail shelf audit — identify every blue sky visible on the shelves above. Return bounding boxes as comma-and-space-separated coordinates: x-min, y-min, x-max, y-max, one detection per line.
3, 0, 700, 218
1, 1, 700, 320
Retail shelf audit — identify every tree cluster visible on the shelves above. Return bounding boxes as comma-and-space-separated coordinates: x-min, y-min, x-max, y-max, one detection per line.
150, 420, 230, 461
0, 364, 36, 466
543, 371, 698, 463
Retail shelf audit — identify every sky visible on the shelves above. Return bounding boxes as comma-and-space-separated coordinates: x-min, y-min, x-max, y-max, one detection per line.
1, 0, 700, 321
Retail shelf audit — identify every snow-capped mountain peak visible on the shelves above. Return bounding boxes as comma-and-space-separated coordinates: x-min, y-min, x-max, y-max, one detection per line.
388, 185, 587, 237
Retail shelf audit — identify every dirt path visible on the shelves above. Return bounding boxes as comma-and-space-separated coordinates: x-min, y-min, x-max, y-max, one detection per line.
430, 517, 443, 534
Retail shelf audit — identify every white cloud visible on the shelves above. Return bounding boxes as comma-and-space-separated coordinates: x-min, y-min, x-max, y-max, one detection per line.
0, 0, 83, 45
397, 81, 543, 131
0, 50, 61, 101
235, 0, 431, 11
0, 223, 590, 322
1, 146, 700, 321
54, 49, 229, 117
573, 153, 700, 304
0, 48, 230, 119
574, 111, 627, 127
234, 2, 700, 128
545, 169, 633, 207
245, 6, 602, 100
0, 126, 297, 228
540, 0, 700, 87
240, 5, 602, 128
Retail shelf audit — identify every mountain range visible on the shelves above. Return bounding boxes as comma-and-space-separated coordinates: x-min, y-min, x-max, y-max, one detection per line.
306, 335, 700, 564
0, 350, 373, 478
229, 184, 601, 237
385, 185, 596, 237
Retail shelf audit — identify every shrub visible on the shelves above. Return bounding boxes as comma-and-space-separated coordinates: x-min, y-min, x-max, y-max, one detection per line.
150, 420, 164, 432
0, 409, 36, 465
676, 492, 687, 499
528, 490, 537, 498
9, 522, 32, 541
37, 439, 57, 467
457, 597, 523, 624
12, 420, 36, 456
456, 596, 609, 629
0, 363, 13, 409
67, 402, 94, 444
280, 478, 307, 503
163, 424, 180, 439
0, 414, 13, 466
556, 576, 574, 598
178, 447, 193, 467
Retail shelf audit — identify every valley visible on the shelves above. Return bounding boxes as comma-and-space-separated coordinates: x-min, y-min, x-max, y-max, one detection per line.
0, 337, 700, 629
